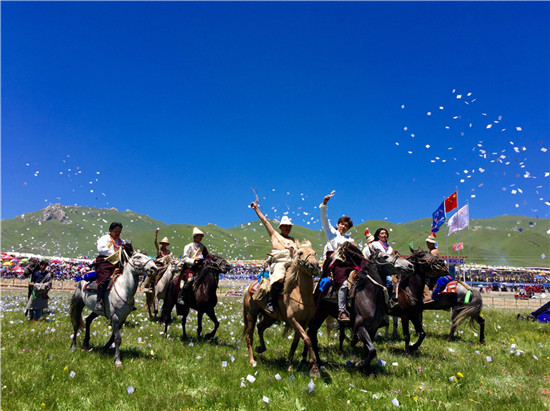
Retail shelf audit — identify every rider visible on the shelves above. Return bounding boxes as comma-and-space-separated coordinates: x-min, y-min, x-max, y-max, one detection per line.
368, 227, 400, 296
94, 222, 125, 312
251, 201, 298, 314
425, 232, 440, 256
154, 228, 172, 258
319, 193, 355, 322
177, 227, 210, 305
362, 229, 375, 258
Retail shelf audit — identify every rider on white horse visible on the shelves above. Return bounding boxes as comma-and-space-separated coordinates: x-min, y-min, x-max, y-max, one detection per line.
94, 222, 125, 312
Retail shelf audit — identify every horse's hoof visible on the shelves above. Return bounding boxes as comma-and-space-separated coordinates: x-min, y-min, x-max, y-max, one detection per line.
287, 365, 293, 372
204, 333, 214, 340
255, 345, 266, 354
70, 345, 76, 353
115, 360, 123, 368
309, 367, 321, 379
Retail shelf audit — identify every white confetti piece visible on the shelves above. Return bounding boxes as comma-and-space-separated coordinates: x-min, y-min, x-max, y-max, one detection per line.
222, 361, 227, 367
275, 373, 281, 381
378, 359, 386, 366
392, 362, 399, 366
308, 379, 315, 393
246, 375, 256, 383
263, 396, 270, 404
516, 126, 522, 131
69, 371, 75, 378
486, 356, 492, 362
533, 355, 539, 360
127, 386, 134, 394
425, 144, 430, 148
392, 398, 400, 406
448, 348, 455, 352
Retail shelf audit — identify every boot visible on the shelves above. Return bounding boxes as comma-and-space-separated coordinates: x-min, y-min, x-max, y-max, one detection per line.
266, 282, 283, 313
94, 282, 106, 312
337, 284, 350, 322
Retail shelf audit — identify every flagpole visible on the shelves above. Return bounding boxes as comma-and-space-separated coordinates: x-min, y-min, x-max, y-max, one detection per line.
455, 186, 461, 280
467, 200, 471, 283
444, 196, 449, 257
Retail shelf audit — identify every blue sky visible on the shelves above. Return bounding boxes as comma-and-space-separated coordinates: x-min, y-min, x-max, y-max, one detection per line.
2, 1, 549, 229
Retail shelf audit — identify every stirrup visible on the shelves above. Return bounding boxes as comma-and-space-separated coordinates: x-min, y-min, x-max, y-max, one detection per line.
338, 311, 350, 322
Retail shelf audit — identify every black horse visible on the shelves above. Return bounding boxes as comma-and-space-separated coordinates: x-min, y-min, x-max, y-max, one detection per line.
389, 248, 449, 354
160, 255, 230, 340
305, 242, 414, 369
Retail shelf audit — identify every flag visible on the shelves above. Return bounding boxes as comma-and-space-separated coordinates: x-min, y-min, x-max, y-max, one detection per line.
452, 242, 464, 251
431, 202, 446, 233
444, 191, 458, 212
447, 204, 469, 235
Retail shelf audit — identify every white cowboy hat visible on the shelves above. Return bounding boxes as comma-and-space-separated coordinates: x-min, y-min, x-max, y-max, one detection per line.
426, 232, 437, 243
192, 227, 204, 238
278, 216, 293, 228
159, 237, 170, 245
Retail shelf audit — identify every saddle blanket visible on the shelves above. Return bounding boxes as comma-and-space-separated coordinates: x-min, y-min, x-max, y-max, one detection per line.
441, 281, 457, 294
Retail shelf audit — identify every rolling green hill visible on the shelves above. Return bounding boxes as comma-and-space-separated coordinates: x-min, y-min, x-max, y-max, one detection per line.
1, 204, 548, 267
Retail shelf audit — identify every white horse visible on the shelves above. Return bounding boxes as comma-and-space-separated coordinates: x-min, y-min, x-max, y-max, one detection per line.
144, 258, 185, 318
70, 250, 158, 367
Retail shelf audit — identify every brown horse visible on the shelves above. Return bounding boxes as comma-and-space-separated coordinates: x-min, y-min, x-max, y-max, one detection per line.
389, 248, 450, 354
242, 242, 321, 376
160, 255, 231, 340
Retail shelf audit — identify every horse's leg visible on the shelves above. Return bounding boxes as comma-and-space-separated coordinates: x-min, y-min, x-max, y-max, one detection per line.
255, 315, 276, 354
289, 317, 319, 378
288, 331, 301, 371
446, 308, 459, 342
392, 316, 399, 340
409, 312, 426, 352
180, 306, 190, 340
354, 324, 376, 371
197, 312, 204, 339
204, 308, 219, 340
478, 315, 485, 344
244, 309, 258, 365
305, 310, 328, 364
338, 323, 348, 357
81, 312, 98, 351
110, 313, 123, 367
401, 316, 412, 354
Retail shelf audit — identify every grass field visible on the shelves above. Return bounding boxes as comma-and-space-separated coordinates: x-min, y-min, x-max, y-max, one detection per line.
1, 289, 549, 410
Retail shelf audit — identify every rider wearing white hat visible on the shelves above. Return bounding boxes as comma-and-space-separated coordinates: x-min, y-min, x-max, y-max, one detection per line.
154, 228, 172, 258
425, 232, 440, 256
177, 227, 210, 305
251, 201, 298, 313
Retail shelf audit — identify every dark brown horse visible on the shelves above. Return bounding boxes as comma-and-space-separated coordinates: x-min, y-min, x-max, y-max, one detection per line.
160, 255, 230, 340
389, 248, 449, 354
305, 242, 414, 370
423, 280, 485, 343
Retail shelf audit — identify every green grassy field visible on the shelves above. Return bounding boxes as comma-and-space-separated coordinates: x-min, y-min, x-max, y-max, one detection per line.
1, 289, 549, 410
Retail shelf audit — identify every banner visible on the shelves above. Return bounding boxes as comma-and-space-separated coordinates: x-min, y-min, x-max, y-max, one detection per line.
431, 202, 446, 233
447, 204, 469, 235
452, 242, 464, 251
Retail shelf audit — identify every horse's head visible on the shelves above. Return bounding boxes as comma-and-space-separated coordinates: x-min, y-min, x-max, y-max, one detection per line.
333, 241, 365, 268
408, 247, 449, 278
369, 250, 414, 276
206, 255, 231, 274
127, 253, 158, 278
23, 257, 40, 278
170, 259, 186, 275
294, 241, 320, 276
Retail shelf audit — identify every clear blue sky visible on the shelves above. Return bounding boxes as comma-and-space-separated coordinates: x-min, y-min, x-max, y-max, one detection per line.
2, 2, 549, 229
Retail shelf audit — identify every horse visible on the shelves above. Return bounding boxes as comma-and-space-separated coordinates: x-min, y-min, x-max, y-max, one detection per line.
350, 247, 415, 371
242, 242, 321, 377
69, 247, 158, 367
305, 242, 413, 367
423, 279, 485, 343
144, 257, 185, 319
389, 247, 450, 354
160, 255, 231, 340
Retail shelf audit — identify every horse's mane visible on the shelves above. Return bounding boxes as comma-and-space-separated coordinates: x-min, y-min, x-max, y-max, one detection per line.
408, 247, 449, 277
355, 256, 386, 290
284, 242, 314, 295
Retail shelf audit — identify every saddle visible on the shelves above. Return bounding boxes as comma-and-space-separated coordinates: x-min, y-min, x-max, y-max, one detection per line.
83, 268, 122, 293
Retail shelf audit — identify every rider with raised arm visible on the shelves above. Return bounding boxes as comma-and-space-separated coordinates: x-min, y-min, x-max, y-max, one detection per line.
250, 201, 298, 313
319, 192, 355, 322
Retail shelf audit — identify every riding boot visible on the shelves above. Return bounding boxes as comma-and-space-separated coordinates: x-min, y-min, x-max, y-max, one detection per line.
95, 281, 107, 312
337, 284, 350, 322
266, 282, 283, 313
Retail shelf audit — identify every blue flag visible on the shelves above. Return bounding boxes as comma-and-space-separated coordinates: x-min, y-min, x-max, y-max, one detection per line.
431, 202, 446, 233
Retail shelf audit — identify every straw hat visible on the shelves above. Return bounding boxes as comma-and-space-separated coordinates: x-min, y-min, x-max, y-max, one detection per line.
364, 229, 375, 243
192, 227, 204, 238
159, 237, 170, 245
278, 216, 293, 228
426, 232, 437, 243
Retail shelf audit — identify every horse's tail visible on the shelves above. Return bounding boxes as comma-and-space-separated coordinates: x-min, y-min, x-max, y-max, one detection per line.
69, 284, 85, 330
453, 288, 483, 330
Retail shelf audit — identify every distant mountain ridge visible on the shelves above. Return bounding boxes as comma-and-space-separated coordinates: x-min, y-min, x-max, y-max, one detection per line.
1, 204, 548, 268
